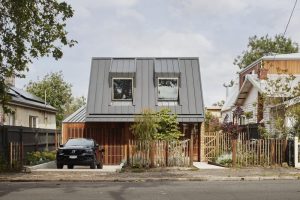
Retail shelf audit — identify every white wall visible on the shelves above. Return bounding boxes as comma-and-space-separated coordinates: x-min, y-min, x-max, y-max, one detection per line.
0, 104, 56, 129
241, 86, 258, 124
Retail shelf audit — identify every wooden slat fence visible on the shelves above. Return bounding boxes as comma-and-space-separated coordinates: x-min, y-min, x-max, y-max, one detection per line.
9, 142, 23, 169
128, 140, 190, 167
236, 139, 288, 167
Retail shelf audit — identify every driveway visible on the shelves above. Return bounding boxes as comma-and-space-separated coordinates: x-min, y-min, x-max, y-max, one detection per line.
26, 161, 122, 172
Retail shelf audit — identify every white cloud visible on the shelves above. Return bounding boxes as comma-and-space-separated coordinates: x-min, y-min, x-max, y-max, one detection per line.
170, 0, 248, 16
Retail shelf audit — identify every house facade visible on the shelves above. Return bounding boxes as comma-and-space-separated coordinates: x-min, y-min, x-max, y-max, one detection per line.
222, 53, 300, 135
0, 86, 57, 129
63, 57, 205, 165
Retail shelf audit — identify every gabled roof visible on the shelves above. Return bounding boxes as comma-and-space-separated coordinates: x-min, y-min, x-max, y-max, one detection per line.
63, 106, 86, 123
235, 74, 300, 105
86, 57, 205, 122
8, 87, 57, 112
240, 52, 300, 74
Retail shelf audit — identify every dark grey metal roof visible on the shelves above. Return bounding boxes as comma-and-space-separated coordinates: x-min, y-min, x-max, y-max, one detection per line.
86, 57, 205, 122
8, 87, 57, 112
63, 105, 86, 123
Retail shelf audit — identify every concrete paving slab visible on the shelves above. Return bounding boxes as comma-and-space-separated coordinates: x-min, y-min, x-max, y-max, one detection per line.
34, 165, 121, 172
26, 161, 122, 172
193, 162, 226, 169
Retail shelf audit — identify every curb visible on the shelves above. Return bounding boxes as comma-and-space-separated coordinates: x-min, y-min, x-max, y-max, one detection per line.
1, 176, 299, 182
23, 161, 56, 173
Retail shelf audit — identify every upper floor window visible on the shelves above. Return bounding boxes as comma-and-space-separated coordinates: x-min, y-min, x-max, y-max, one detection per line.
112, 78, 133, 101
158, 78, 178, 101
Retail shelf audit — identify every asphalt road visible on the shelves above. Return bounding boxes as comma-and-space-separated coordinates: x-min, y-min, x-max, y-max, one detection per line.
0, 180, 300, 200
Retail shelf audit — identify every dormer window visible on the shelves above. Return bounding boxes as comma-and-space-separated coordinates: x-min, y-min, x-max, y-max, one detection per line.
158, 78, 178, 101
112, 78, 133, 101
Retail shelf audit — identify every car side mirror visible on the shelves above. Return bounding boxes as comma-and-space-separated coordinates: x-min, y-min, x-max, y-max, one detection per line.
59, 144, 64, 148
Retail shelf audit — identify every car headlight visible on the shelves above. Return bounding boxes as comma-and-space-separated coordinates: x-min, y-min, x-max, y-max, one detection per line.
57, 149, 64, 155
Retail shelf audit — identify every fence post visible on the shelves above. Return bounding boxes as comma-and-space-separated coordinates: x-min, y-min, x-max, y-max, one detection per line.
189, 134, 194, 166
232, 139, 237, 167
150, 141, 155, 168
270, 139, 275, 165
165, 141, 169, 166
295, 137, 299, 168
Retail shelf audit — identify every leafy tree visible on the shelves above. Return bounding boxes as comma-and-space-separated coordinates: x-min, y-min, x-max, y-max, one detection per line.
234, 35, 298, 69
26, 71, 72, 128
64, 96, 86, 119
0, 0, 76, 114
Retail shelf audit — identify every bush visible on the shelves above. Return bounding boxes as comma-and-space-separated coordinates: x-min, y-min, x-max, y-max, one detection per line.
25, 151, 56, 166
216, 152, 233, 167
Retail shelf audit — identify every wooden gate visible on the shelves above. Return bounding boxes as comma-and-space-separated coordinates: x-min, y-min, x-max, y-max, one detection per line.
204, 131, 231, 161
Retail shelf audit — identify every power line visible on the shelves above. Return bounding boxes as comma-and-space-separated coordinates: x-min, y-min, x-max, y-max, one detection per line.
283, 0, 298, 36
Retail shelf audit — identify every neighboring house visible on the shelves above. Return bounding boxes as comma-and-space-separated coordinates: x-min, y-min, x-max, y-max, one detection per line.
222, 52, 300, 135
63, 57, 205, 165
205, 106, 222, 121
0, 79, 57, 129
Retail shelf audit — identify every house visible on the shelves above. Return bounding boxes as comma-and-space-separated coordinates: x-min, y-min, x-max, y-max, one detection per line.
63, 57, 205, 165
222, 53, 300, 136
205, 106, 222, 120
0, 78, 57, 129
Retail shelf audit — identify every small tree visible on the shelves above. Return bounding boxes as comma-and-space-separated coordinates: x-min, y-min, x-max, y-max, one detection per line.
130, 109, 158, 141
130, 108, 182, 141
204, 111, 221, 132
154, 109, 183, 141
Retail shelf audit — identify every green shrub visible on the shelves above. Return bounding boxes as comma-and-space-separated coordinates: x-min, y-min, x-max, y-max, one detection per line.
25, 151, 56, 166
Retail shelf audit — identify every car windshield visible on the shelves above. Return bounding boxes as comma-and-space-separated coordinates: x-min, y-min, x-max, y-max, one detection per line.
64, 139, 94, 147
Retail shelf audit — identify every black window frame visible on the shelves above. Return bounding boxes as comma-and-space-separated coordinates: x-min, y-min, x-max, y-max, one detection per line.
112, 78, 133, 101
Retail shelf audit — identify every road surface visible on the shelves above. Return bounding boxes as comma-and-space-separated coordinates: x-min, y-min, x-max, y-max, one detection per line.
0, 180, 300, 200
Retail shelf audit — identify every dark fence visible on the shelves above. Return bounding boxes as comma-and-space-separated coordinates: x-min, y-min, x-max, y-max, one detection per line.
0, 125, 61, 169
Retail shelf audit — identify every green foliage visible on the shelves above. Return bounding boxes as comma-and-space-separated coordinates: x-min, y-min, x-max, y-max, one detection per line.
26, 71, 72, 128
258, 125, 269, 139
154, 109, 183, 141
263, 75, 300, 138
244, 111, 253, 119
25, 151, 56, 166
216, 152, 232, 167
64, 96, 86, 119
0, 0, 76, 114
131, 109, 158, 141
205, 111, 221, 132
234, 35, 298, 69
131, 108, 182, 141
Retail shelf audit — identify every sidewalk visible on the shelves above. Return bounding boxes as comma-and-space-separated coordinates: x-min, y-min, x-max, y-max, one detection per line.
1, 167, 300, 182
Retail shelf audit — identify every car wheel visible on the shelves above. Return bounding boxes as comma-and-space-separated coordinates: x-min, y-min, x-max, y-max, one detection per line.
67, 165, 74, 169
97, 162, 103, 169
90, 157, 96, 169
57, 163, 63, 169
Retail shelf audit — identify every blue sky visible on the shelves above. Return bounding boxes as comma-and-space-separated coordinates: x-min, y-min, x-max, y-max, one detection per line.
16, 0, 300, 106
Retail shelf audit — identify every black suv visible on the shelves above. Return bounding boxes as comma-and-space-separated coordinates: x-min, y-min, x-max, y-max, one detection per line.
56, 138, 104, 169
